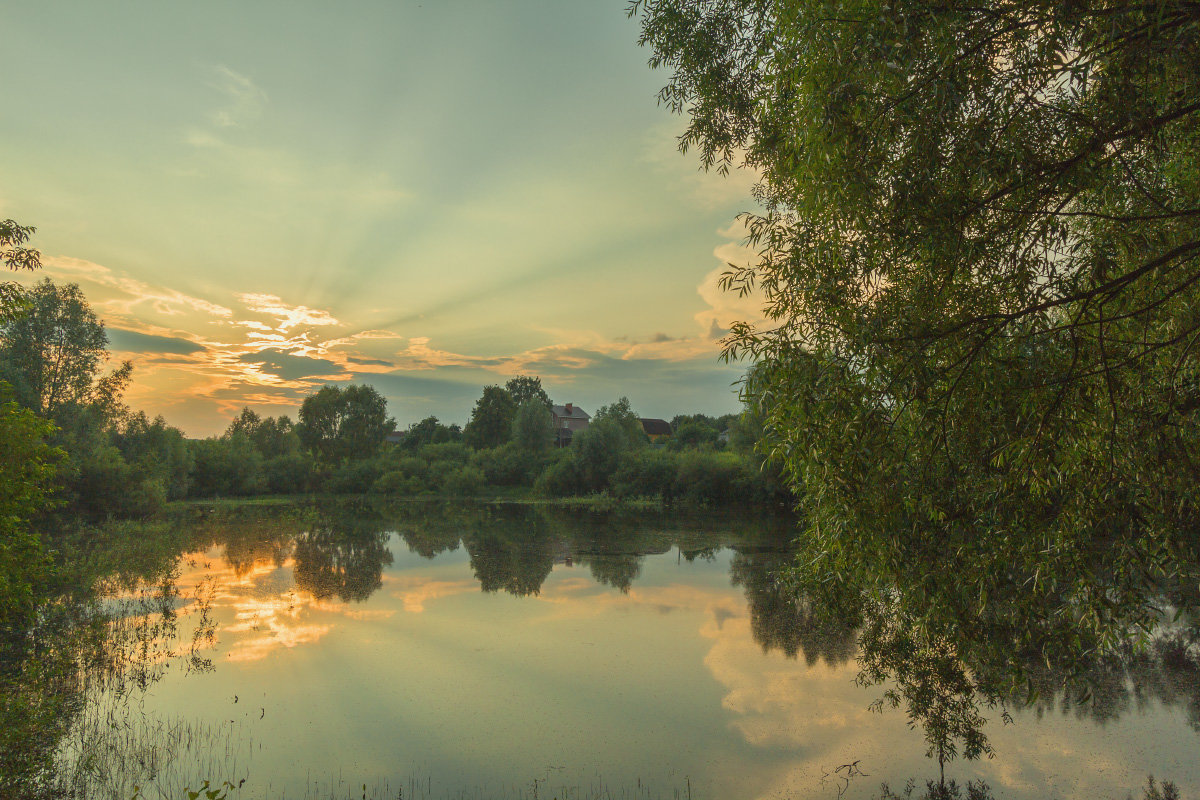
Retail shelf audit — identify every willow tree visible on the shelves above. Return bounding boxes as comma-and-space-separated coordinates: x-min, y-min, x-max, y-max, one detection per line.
630, 0, 1200, 736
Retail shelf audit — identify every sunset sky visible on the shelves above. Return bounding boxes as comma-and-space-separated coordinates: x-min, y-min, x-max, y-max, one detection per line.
1, 1, 762, 436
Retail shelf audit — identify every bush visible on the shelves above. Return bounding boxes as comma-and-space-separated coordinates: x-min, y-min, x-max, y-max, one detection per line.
571, 418, 629, 492
420, 442, 471, 465
188, 435, 266, 497
326, 459, 384, 494
612, 449, 679, 499
371, 469, 423, 496
442, 465, 485, 496
472, 442, 546, 487
534, 457, 583, 497
263, 453, 317, 494
672, 451, 746, 505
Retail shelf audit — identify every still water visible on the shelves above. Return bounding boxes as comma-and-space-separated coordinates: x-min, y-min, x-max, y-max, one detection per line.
63, 501, 1200, 799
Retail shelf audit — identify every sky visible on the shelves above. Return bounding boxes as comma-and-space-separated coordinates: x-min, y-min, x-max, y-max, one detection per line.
0, 1, 764, 437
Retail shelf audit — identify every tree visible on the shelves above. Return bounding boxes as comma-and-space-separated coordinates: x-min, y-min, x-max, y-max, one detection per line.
297, 385, 394, 464
398, 415, 459, 450
512, 399, 555, 452
225, 407, 299, 458
462, 385, 517, 449
505, 374, 551, 408
0, 394, 59, 635
593, 396, 648, 447
631, 0, 1200, 761
0, 279, 131, 418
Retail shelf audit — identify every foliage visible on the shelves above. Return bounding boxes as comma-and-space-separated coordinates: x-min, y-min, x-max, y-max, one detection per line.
225, 407, 300, 458
1, 219, 41, 323
462, 384, 517, 449
188, 435, 266, 497
631, 0, 1200, 763
297, 385, 394, 464
0, 393, 59, 634
668, 419, 719, 451
0, 279, 132, 418
397, 415, 460, 450
505, 374, 551, 408
511, 399, 555, 452
262, 452, 316, 494
326, 459, 385, 495
593, 396, 648, 447
443, 465, 486, 496
112, 412, 193, 501
611, 448, 679, 499
569, 418, 631, 492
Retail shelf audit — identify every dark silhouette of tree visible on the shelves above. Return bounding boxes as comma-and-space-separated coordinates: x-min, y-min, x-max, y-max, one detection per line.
297, 384, 394, 464
462, 385, 517, 450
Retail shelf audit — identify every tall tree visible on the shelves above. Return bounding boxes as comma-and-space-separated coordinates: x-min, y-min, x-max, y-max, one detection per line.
505, 375, 551, 408
512, 399, 555, 452
297, 385, 394, 464
0, 279, 131, 418
463, 385, 518, 450
593, 396, 648, 447
631, 0, 1200, 757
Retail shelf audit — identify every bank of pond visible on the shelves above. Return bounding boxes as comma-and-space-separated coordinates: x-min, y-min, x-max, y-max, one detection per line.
1, 499, 1197, 799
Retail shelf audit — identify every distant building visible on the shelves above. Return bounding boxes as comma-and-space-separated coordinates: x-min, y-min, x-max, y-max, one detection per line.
385, 431, 405, 445
551, 403, 590, 447
639, 418, 672, 444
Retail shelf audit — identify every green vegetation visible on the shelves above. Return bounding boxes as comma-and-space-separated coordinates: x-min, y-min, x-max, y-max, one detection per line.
0, 276, 781, 516
630, 0, 1200, 774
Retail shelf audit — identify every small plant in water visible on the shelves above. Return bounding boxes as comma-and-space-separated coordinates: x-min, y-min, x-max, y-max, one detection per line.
184, 779, 237, 800
874, 779, 994, 800
1134, 776, 1180, 800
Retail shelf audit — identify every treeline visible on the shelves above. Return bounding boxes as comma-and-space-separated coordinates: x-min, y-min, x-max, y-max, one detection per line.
0, 277, 789, 522
181, 384, 789, 507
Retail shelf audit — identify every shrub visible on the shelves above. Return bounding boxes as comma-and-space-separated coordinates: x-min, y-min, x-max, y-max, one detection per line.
534, 457, 582, 497
612, 449, 679, 499
443, 465, 485, 496
326, 459, 384, 494
420, 442, 471, 465
472, 442, 546, 487
672, 451, 745, 505
371, 469, 423, 496
263, 453, 317, 494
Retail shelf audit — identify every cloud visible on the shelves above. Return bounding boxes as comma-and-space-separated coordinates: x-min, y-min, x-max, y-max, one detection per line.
43, 256, 234, 319
237, 293, 340, 330
347, 356, 395, 367
210, 65, 267, 129
238, 348, 345, 381
107, 327, 206, 356
640, 120, 761, 210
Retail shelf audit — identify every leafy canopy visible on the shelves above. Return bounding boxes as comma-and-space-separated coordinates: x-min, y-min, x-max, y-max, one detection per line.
298, 385, 394, 464
630, 0, 1200, 748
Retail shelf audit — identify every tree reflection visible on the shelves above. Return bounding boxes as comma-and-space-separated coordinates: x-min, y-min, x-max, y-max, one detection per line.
292, 506, 393, 602
572, 527, 659, 595
729, 549, 856, 666
464, 523, 556, 597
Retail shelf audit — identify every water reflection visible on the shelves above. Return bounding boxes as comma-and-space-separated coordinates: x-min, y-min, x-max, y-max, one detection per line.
12, 500, 1200, 800
729, 548, 857, 666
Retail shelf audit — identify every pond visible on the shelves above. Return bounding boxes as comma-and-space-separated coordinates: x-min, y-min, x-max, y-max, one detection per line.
35, 501, 1200, 799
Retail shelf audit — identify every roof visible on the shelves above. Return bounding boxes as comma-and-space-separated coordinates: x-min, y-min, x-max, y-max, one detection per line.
551, 404, 590, 420
639, 418, 672, 436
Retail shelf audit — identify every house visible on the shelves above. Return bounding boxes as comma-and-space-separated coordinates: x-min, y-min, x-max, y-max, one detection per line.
550, 403, 590, 446
639, 418, 672, 444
